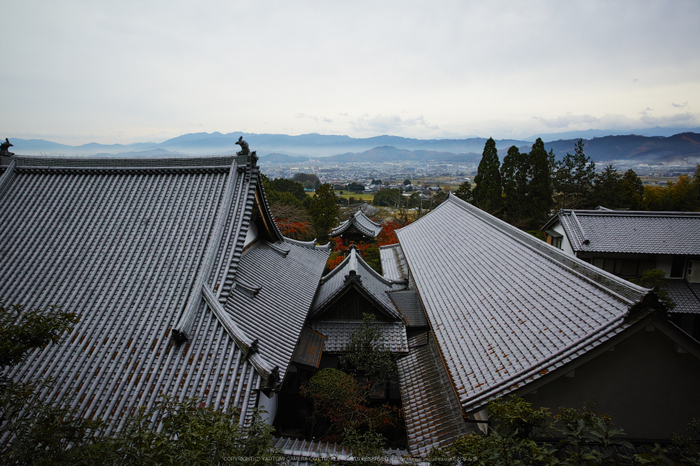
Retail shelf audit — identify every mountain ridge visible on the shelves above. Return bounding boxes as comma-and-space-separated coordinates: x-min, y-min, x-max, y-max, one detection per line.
6, 130, 700, 165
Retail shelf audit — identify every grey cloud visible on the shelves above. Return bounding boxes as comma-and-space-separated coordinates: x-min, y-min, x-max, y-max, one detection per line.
671, 102, 688, 109
640, 112, 697, 126
533, 113, 600, 129
295, 113, 333, 123
350, 114, 439, 135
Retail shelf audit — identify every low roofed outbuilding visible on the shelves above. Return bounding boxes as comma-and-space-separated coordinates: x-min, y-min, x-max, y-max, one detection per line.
542, 209, 700, 255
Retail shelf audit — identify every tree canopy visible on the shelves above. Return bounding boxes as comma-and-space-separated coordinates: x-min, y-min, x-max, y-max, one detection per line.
526, 138, 553, 228
372, 188, 402, 207
292, 173, 321, 190
500, 145, 530, 227
553, 138, 596, 209
592, 164, 624, 208
473, 138, 503, 214
308, 183, 340, 243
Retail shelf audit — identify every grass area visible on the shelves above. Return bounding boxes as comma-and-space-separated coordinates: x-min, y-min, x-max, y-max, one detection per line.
307, 191, 376, 202
336, 193, 375, 201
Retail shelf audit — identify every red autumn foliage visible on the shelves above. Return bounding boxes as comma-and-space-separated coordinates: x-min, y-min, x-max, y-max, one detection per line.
326, 254, 345, 271
376, 221, 402, 246
275, 218, 312, 239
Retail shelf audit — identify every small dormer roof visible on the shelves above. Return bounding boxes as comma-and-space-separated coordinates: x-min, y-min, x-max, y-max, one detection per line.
310, 246, 407, 320
330, 209, 383, 238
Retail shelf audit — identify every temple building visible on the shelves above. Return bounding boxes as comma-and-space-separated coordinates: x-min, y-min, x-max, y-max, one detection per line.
542, 209, 700, 339
2, 147, 699, 460
330, 209, 383, 243
0, 151, 329, 430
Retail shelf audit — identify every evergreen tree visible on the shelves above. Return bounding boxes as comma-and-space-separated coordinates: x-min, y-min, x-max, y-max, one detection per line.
620, 169, 644, 210
526, 138, 553, 228
553, 139, 596, 209
592, 164, 624, 208
500, 146, 530, 226
308, 183, 340, 243
453, 180, 473, 203
473, 138, 503, 214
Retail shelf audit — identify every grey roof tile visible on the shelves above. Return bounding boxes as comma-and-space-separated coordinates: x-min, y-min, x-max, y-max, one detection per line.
330, 209, 383, 238
379, 243, 409, 281
388, 290, 428, 327
548, 209, 700, 255
0, 155, 292, 431
223, 239, 330, 377
290, 327, 327, 368
311, 246, 407, 319
272, 436, 415, 465
396, 194, 653, 412
310, 321, 408, 353
397, 332, 474, 457
666, 280, 700, 314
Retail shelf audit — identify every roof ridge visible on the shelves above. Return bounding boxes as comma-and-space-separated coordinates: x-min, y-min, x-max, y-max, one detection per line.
331, 209, 382, 238
354, 208, 383, 227
12, 154, 237, 167
560, 208, 700, 218
202, 284, 277, 389
320, 246, 405, 287
0, 158, 17, 198
283, 237, 330, 250
172, 158, 242, 342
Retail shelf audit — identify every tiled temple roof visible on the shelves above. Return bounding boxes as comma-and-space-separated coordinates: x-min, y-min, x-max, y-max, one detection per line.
330, 209, 383, 238
224, 240, 330, 377
310, 246, 407, 320
543, 209, 700, 255
665, 280, 700, 314
379, 243, 408, 281
309, 321, 409, 353
396, 194, 655, 413
397, 332, 474, 457
273, 437, 415, 465
0, 153, 313, 432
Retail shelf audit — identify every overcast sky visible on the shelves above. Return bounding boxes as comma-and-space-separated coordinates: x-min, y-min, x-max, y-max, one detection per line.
2, 0, 699, 145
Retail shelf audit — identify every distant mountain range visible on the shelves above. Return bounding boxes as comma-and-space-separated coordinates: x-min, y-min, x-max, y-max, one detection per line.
7, 129, 700, 165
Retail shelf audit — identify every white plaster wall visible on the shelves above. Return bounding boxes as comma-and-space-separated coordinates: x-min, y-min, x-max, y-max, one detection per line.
243, 222, 259, 248
553, 222, 575, 256
257, 391, 278, 425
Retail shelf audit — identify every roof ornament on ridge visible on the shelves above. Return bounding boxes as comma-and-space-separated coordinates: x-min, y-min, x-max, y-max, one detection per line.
0, 138, 14, 157
236, 136, 258, 167
235, 136, 250, 156
344, 245, 361, 282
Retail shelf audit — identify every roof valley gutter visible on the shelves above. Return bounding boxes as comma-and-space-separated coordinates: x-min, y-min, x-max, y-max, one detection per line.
173, 159, 240, 341
461, 315, 628, 411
